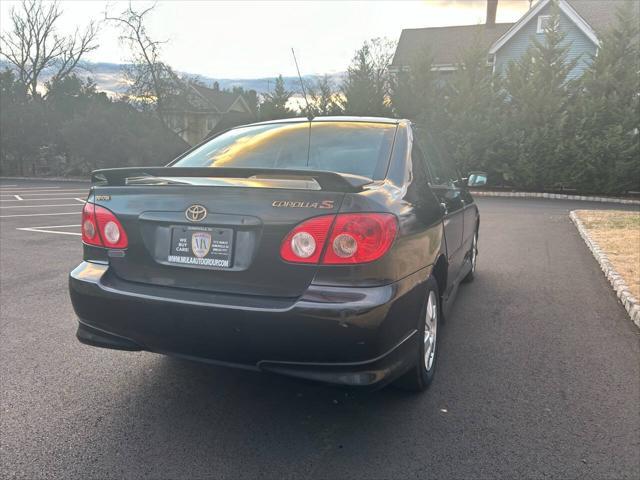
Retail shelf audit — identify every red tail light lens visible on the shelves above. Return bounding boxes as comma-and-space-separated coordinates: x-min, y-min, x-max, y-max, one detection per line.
81, 203, 128, 249
280, 215, 335, 263
323, 213, 397, 264
82, 203, 102, 246
280, 213, 397, 265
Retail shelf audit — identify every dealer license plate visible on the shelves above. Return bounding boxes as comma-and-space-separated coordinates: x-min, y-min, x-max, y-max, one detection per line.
168, 226, 233, 269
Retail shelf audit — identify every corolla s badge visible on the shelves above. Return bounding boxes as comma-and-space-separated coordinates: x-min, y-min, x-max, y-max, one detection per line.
185, 204, 207, 222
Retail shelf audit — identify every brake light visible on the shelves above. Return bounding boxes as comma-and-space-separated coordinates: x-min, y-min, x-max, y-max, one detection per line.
280, 213, 397, 265
81, 203, 128, 249
280, 215, 335, 263
82, 203, 102, 246
323, 213, 397, 264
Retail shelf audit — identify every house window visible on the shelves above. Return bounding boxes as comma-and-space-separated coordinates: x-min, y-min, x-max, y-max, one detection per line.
537, 15, 552, 33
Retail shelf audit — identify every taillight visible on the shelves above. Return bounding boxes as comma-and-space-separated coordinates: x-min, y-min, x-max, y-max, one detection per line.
323, 213, 397, 264
280, 215, 335, 263
81, 203, 128, 249
82, 203, 102, 246
280, 213, 397, 265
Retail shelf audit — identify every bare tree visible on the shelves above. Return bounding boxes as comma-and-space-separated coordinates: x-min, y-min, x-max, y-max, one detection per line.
0, 0, 99, 98
105, 2, 183, 123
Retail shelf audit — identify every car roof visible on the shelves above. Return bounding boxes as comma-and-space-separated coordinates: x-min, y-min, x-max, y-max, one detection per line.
238, 116, 406, 129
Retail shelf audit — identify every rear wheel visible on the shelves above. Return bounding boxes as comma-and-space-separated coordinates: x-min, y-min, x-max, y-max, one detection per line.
394, 277, 440, 392
462, 231, 478, 283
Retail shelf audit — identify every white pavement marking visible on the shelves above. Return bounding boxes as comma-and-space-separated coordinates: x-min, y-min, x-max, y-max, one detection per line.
18, 223, 80, 228
0, 190, 88, 196
0, 186, 61, 191
0, 185, 61, 189
17, 225, 81, 236
0, 197, 86, 202
0, 203, 84, 209
0, 212, 80, 218
13, 195, 23, 200
74, 198, 86, 203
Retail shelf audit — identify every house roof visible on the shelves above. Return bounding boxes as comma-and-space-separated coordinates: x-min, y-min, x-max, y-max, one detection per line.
391, 23, 514, 68
565, 0, 639, 35
163, 83, 251, 114
190, 83, 244, 112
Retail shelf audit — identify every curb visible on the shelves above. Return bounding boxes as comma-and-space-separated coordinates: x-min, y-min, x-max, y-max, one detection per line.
472, 190, 640, 205
0, 176, 89, 183
570, 211, 640, 329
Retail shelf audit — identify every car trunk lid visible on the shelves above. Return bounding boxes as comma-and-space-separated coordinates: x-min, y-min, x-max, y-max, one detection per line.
89, 168, 371, 298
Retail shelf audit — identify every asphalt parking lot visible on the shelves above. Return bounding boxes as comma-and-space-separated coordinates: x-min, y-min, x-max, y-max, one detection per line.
1, 179, 638, 479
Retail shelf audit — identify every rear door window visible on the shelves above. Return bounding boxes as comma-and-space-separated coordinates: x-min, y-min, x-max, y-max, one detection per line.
172, 121, 397, 180
414, 128, 459, 187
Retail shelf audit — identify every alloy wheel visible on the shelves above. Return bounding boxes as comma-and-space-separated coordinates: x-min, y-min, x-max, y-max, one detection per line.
424, 290, 438, 371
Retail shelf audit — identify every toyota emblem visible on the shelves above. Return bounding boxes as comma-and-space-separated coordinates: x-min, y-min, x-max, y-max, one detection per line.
185, 204, 207, 222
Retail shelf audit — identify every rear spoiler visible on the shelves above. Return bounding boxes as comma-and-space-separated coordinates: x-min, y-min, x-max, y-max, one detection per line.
91, 167, 373, 193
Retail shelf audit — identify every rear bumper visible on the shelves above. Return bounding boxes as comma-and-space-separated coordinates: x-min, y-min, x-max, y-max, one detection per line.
69, 261, 430, 387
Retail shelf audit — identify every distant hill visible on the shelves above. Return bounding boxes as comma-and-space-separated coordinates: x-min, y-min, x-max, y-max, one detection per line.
0, 60, 346, 97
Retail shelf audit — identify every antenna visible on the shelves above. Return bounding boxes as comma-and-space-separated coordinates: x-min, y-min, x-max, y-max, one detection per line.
291, 48, 314, 121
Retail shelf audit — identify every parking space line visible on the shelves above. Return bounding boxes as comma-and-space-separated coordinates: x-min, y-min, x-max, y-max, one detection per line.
0, 197, 85, 202
17, 225, 81, 236
13, 195, 23, 200
74, 198, 87, 203
0, 187, 62, 192
0, 204, 85, 209
0, 190, 89, 196
17, 223, 80, 229
0, 212, 80, 218
0, 185, 61, 189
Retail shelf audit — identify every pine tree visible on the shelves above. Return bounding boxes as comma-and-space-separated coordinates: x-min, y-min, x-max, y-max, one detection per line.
307, 75, 343, 116
501, 6, 578, 190
567, 1, 640, 193
439, 45, 504, 176
342, 39, 394, 116
259, 75, 293, 120
390, 48, 438, 120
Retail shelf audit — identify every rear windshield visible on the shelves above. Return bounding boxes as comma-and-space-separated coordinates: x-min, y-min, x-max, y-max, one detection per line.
171, 121, 397, 180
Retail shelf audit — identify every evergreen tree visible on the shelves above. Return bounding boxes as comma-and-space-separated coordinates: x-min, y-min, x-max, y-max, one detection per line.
259, 75, 293, 120
567, 1, 640, 193
0, 69, 47, 175
390, 49, 438, 121
439, 45, 505, 176
306, 75, 343, 116
500, 6, 578, 189
342, 39, 395, 116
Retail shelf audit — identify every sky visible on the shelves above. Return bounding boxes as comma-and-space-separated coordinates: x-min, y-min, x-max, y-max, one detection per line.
0, 0, 531, 79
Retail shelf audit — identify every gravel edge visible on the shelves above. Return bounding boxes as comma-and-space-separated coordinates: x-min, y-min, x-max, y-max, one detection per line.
472, 190, 640, 205
570, 211, 640, 329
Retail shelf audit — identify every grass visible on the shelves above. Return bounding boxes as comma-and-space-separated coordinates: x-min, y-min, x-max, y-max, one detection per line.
575, 210, 640, 300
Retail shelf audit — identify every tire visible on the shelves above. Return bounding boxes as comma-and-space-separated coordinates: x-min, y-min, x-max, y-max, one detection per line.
462, 231, 478, 283
394, 277, 441, 392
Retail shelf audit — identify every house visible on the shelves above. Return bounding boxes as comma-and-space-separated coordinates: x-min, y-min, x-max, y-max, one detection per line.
390, 0, 512, 75
490, 0, 638, 78
391, 0, 638, 79
162, 83, 254, 146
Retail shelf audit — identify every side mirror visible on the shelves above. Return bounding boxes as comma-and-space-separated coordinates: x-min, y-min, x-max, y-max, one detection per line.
467, 172, 488, 187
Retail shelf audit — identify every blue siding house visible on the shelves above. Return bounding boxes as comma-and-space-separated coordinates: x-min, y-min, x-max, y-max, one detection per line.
391, 0, 638, 79
490, 0, 621, 79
